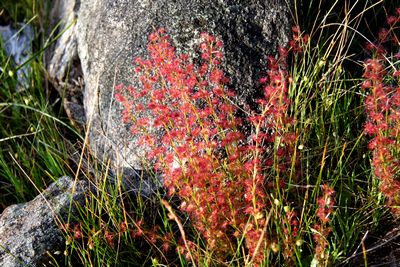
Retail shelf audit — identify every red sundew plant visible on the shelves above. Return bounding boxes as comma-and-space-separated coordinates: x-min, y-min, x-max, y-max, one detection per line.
312, 184, 335, 265
115, 28, 302, 264
289, 25, 310, 54
362, 10, 400, 216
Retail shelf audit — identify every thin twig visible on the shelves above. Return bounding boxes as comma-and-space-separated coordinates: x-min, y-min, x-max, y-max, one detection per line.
161, 199, 197, 267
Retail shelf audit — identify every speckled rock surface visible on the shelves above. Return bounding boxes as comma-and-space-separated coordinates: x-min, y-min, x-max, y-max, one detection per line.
48, 0, 292, 172
0, 176, 88, 267
46, 0, 85, 127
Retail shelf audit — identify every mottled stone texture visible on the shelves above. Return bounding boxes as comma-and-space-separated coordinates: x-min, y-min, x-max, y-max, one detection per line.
0, 176, 88, 267
48, 0, 292, 171
47, 0, 85, 127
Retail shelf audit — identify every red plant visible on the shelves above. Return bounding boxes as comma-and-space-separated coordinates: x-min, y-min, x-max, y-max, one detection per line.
116, 28, 300, 264
312, 184, 335, 264
289, 25, 309, 54
362, 10, 400, 216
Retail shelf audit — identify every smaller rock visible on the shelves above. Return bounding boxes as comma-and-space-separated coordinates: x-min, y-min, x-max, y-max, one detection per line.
0, 23, 34, 90
0, 176, 88, 267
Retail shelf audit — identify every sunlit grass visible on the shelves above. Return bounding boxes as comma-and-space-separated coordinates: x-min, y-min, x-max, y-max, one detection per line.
0, 1, 80, 207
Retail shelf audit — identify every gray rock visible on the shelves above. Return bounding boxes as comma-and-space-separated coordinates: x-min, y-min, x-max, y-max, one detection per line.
46, 0, 85, 127
0, 176, 88, 267
0, 23, 34, 90
48, 0, 292, 174
47, 0, 80, 82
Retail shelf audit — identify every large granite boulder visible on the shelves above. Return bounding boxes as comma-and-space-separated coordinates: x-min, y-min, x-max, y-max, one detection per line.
47, 0, 292, 174
0, 176, 88, 267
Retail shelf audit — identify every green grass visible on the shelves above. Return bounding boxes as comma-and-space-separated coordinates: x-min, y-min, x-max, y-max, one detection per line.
0, 0, 80, 208
1, 0, 399, 266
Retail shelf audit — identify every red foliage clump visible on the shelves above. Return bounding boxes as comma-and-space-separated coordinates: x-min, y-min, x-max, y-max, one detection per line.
362, 10, 400, 216
116, 28, 301, 264
312, 184, 335, 263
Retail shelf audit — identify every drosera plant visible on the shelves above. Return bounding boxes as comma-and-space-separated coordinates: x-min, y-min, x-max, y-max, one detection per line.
361, 7, 400, 217
113, 28, 337, 266
311, 184, 335, 266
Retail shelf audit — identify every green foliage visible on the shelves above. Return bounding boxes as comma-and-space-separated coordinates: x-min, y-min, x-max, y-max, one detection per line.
0, 1, 78, 207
